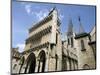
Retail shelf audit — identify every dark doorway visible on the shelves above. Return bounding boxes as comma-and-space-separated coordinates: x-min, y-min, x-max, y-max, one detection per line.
24, 53, 36, 73
38, 50, 46, 72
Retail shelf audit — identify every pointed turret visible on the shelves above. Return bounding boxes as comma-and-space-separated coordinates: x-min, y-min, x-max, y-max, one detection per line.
48, 6, 57, 15
66, 18, 74, 47
75, 16, 89, 39
67, 18, 73, 36
78, 16, 85, 33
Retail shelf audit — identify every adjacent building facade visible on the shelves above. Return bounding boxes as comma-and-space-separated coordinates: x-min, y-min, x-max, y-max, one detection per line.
12, 8, 96, 74
12, 47, 22, 73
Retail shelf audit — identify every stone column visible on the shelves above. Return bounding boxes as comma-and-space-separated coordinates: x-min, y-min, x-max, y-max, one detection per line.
73, 60, 75, 70
21, 64, 26, 73
35, 60, 39, 72
66, 57, 70, 70
48, 57, 56, 71
71, 59, 74, 70
75, 61, 78, 70
26, 64, 30, 73
45, 58, 48, 72
48, 45, 56, 71
57, 56, 62, 71
39, 62, 43, 72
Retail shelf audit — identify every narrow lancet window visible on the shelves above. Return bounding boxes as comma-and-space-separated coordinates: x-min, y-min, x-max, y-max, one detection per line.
81, 40, 85, 51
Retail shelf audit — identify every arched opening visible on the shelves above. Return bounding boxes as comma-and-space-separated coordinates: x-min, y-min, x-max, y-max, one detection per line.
55, 54, 58, 70
19, 56, 25, 73
24, 53, 36, 73
83, 64, 90, 69
81, 40, 85, 50
38, 50, 46, 72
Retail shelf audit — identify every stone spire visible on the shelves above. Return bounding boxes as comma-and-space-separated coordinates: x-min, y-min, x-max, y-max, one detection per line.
78, 16, 85, 33
67, 18, 73, 36
48, 6, 56, 15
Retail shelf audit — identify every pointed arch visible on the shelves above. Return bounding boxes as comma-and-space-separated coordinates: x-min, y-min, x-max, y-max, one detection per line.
37, 50, 46, 72
24, 53, 36, 73
83, 64, 90, 69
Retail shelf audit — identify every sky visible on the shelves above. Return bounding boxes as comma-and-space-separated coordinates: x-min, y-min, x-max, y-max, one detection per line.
12, 0, 96, 52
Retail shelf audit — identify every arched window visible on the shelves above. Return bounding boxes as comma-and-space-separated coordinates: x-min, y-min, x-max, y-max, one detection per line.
83, 64, 90, 69
13, 64, 17, 70
81, 40, 85, 51
71, 37, 73, 47
68, 38, 70, 45
56, 33, 58, 44
55, 54, 58, 70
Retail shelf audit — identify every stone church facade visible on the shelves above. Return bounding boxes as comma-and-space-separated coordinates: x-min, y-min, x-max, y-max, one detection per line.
12, 8, 96, 74
62, 18, 96, 71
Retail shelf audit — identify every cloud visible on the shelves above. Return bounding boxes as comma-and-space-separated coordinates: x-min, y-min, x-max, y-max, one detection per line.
21, 3, 63, 24
25, 4, 31, 14
20, 2, 32, 15
59, 14, 64, 21
16, 43, 25, 53
33, 9, 49, 21
58, 8, 64, 21
22, 3, 49, 21
61, 33, 67, 41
